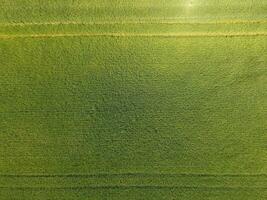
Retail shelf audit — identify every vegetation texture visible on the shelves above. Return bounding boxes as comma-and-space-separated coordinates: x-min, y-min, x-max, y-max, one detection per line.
0, 0, 266, 199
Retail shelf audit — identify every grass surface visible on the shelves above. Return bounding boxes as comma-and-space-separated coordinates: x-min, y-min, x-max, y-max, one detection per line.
0, 0, 267, 199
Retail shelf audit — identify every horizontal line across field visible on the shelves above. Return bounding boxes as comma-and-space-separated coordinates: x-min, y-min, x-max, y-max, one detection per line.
1, 173, 266, 190
0, 185, 266, 190
1, 173, 266, 177
0, 32, 266, 39
0, 20, 267, 26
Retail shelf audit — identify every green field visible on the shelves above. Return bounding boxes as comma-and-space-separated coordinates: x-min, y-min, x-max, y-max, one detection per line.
0, 0, 267, 199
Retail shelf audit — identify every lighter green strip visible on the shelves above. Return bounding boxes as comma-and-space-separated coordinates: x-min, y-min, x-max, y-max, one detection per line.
0, 32, 267, 39
0, 20, 267, 26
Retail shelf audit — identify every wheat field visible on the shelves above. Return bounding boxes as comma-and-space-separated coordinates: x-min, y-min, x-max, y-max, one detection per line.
0, 0, 266, 199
